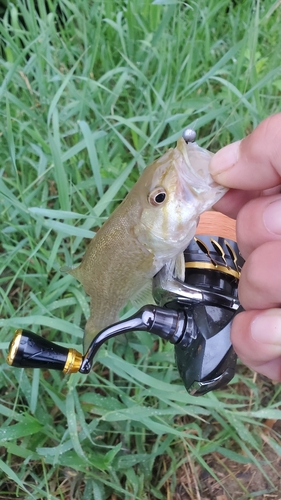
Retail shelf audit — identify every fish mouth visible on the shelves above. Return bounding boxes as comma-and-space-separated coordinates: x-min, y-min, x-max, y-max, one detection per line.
176, 137, 227, 202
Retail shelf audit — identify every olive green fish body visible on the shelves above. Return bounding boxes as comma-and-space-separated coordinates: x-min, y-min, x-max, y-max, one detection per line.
68, 138, 227, 351
70, 194, 156, 348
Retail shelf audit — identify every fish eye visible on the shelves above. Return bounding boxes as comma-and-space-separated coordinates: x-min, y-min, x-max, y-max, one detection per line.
148, 188, 167, 206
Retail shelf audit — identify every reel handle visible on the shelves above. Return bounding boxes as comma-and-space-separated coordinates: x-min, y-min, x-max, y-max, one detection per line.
6, 329, 82, 374
6, 306, 186, 374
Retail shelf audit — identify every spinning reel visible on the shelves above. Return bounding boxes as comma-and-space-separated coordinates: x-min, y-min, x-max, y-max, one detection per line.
7, 212, 243, 396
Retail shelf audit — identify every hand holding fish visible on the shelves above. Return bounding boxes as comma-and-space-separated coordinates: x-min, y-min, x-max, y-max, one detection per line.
210, 113, 281, 381
67, 131, 227, 351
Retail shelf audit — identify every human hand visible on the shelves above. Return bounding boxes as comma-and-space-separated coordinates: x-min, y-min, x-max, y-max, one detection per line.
210, 113, 281, 381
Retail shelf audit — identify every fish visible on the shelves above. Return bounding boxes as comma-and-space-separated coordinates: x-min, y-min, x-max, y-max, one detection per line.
66, 134, 227, 351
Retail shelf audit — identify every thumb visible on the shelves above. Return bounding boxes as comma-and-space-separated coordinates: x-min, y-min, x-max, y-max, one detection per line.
210, 114, 281, 190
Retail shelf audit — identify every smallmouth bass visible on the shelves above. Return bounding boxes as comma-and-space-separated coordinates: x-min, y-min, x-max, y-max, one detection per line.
67, 134, 227, 351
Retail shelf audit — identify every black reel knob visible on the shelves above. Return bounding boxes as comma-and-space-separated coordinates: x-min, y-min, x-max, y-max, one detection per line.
7, 329, 82, 373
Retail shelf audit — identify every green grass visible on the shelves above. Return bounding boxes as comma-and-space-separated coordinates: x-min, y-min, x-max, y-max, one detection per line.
1, 0, 281, 498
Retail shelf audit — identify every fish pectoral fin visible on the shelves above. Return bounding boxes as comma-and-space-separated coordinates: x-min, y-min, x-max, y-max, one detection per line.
163, 253, 185, 283
131, 281, 155, 309
173, 252, 185, 282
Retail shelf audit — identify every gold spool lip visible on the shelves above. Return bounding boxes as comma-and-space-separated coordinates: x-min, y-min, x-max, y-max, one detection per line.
185, 261, 240, 279
6, 329, 22, 366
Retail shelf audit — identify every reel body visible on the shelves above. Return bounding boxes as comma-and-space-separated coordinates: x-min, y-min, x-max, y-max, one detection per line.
153, 234, 243, 395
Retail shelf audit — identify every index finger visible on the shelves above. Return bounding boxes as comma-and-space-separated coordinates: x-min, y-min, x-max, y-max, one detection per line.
210, 114, 281, 190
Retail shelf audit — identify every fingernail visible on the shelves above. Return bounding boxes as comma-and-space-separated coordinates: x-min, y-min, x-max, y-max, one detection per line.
263, 199, 281, 235
251, 311, 281, 344
209, 141, 241, 177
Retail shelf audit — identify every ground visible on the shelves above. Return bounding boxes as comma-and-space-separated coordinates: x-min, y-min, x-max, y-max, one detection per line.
174, 373, 281, 500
